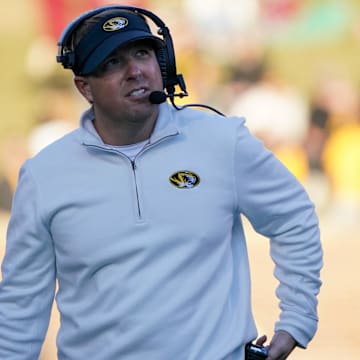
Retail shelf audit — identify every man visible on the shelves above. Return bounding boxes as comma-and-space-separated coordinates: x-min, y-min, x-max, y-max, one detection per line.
0, 6, 322, 360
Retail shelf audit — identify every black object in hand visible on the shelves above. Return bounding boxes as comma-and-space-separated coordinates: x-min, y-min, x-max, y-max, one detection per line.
245, 343, 268, 360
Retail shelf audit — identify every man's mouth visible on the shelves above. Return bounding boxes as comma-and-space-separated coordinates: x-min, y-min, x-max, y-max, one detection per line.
129, 88, 146, 97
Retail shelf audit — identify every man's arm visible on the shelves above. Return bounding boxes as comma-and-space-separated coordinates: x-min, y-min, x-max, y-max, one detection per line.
0, 162, 56, 359
234, 121, 323, 353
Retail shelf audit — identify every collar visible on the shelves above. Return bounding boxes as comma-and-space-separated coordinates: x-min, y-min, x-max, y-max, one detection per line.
80, 103, 180, 147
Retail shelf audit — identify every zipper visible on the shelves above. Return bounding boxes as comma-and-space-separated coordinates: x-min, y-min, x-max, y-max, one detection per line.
130, 134, 178, 220
85, 133, 178, 221
130, 160, 142, 220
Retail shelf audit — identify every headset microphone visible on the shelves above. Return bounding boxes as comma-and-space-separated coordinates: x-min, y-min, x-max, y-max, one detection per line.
149, 90, 188, 104
149, 91, 167, 105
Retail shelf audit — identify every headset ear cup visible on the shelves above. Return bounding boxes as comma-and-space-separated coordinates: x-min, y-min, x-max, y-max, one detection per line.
156, 46, 168, 89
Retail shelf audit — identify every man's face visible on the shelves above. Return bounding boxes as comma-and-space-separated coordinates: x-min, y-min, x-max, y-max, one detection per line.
75, 40, 164, 124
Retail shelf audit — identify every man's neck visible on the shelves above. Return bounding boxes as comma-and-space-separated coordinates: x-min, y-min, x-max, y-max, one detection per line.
92, 107, 158, 146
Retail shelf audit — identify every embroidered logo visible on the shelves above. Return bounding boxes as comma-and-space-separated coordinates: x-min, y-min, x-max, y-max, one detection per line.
169, 171, 200, 189
103, 17, 129, 32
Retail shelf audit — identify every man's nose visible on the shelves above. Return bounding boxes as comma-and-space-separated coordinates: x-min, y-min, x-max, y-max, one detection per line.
126, 59, 142, 79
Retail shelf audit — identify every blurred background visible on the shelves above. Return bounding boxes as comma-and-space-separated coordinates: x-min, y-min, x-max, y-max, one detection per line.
0, 0, 359, 359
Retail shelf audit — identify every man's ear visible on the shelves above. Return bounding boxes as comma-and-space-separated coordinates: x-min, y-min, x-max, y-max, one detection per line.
74, 76, 94, 104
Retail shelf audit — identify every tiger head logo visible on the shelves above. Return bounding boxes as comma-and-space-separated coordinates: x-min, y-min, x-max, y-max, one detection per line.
103, 17, 129, 32
169, 171, 200, 189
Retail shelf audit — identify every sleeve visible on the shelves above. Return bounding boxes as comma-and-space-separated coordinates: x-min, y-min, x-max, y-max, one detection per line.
0, 161, 56, 359
234, 122, 323, 348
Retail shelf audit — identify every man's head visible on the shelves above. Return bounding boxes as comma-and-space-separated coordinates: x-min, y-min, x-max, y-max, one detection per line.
57, 6, 187, 97
68, 9, 165, 76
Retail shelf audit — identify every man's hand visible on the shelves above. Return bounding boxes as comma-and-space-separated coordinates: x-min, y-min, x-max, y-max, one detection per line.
256, 331, 297, 360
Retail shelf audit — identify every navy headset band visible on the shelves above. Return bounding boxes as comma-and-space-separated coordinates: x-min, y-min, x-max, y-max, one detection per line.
56, 5, 186, 97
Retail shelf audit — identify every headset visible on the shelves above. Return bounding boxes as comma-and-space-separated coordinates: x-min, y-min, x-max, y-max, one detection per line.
57, 5, 186, 97
57, 5, 225, 116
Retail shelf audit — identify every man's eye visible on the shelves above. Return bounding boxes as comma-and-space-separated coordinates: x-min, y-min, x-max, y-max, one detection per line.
93, 57, 123, 76
103, 58, 121, 69
136, 49, 150, 57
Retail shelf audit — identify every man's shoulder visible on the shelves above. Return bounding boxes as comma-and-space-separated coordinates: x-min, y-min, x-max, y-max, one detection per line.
27, 128, 81, 170
33, 128, 80, 155
172, 105, 246, 135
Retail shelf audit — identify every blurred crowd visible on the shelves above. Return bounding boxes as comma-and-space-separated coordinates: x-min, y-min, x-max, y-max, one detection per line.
1, 0, 360, 229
